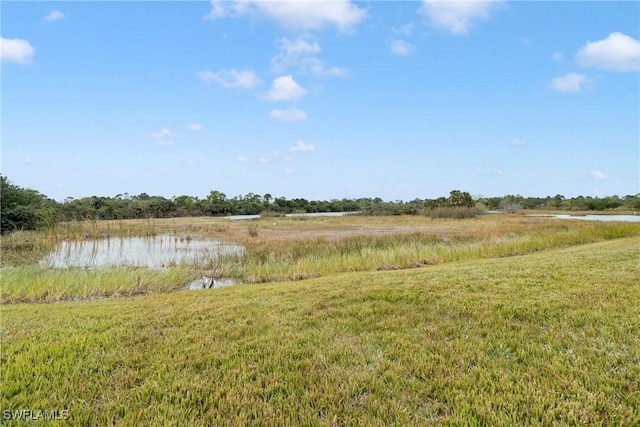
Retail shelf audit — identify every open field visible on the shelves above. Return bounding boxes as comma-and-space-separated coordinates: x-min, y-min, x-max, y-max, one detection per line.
1, 214, 639, 304
2, 236, 639, 425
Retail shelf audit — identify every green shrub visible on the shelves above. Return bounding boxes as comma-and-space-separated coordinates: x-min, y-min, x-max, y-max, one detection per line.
425, 207, 480, 219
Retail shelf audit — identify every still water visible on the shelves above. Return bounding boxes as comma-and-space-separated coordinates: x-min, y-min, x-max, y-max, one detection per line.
532, 214, 640, 223
40, 235, 244, 269
224, 212, 355, 220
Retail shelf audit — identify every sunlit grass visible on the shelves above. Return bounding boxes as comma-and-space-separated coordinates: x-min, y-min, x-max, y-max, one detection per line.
2, 238, 638, 425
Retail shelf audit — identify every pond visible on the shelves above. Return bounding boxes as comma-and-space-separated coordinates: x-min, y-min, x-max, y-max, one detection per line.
530, 214, 640, 223
40, 235, 244, 269
224, 212, 357, 220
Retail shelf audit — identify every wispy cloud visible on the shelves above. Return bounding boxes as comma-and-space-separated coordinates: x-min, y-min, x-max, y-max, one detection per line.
150, 128, 174, 146
44, 10, 65, 22
0, 37, 35, 64
258, 153, 279, 164
187, 123, 203, 131
589, 170, 609, 180
392, 22, 414, 37
511, 137, 524, 147
270, 37, 347, 77
290, 141, 316, 152
390, 39, 416, 56
271, 36, 322, 73
197, 69, 261, 89
265, 75, 306, 101
150, 128, 171, 138
300, 58, 347, 77
269, 108, 308, 123
419, 0, 503, 35
552, 51, 564, 61
576, 32, 640, 72
204, 0, 367, 33
550, 73, 586, 93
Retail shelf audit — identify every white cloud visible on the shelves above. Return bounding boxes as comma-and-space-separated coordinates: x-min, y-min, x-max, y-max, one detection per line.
552, 51, 564, 61
576, 32, 640, 72
25, 156, 34, 164
187, 123, 203, 131
300, 57, 347, 77
204, 1, 227, 20
205, 0, 367, 33
44, 10, 65, 22
238, 156, 251, 163
390, 39, 416, 56
589, 170, 609, 180
419, 0, 501, 35
419, 0, 503, 35
197, 69, 261, 89
492, 168, 504, 176
285, 168, 295, 175
271, 36, 322, 73
265, 75, 306, 101
269, 108, 308, 123
550, 73, 586, 93
258, 155, 276, 164
184, 160, 195, 167
511, 137, 524, 147
270, 37, 347, 77
392, 22, 414, 37
1, 37, 35, 64
150, 128, 172, 138
290, 140, 316, 152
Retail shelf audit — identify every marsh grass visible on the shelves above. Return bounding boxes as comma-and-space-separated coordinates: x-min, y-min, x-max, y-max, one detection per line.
1, 215, 638, 303
0, 230, 56, 267
1, 238, 638, 425
0, 265, 197, 304
234, 220, 639, 283
425, 206, 480, 219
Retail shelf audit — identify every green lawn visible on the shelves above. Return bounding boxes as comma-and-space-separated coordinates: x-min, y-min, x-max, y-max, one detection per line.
2, 237, 639, 425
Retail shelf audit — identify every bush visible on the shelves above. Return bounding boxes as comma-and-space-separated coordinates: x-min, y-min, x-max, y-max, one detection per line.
425, 207, 480, 219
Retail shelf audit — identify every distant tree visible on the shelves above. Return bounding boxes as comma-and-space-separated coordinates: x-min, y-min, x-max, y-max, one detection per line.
263, 193, 272, 210
0, 175, 58, 233
446, 190, 474, 208
205, 190, 229, 215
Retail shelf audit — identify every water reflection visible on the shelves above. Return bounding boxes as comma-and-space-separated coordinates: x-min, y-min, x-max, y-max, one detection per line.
185, 277, 239, 290
224, 212, 356, 220
530, 214, 640, 223
40, 235, 244, 269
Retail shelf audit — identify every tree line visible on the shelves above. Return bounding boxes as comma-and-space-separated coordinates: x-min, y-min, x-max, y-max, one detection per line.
2, 175, 639, 234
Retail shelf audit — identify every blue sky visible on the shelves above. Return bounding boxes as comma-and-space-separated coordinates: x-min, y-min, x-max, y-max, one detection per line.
2, 1, 639, 202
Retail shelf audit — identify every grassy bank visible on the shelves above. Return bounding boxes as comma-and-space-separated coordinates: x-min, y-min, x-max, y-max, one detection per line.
2, 237, 639, 425
0, 266, 197, 304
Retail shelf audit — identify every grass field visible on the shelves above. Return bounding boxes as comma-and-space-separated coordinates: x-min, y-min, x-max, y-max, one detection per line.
1, 215, 639, 425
